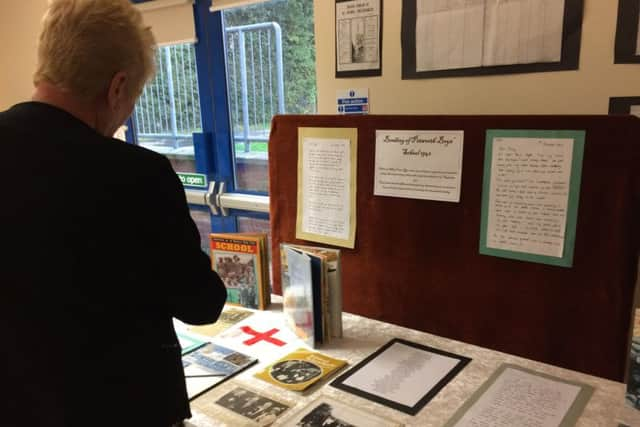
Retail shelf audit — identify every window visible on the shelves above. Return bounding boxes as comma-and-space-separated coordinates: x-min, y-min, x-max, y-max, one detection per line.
127, 0, 316, 249
223, 0, 317, 192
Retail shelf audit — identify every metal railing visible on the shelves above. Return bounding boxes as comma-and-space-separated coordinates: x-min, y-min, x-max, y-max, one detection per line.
225, 22, 285, 152
134, 23, 285, 154
134, 44, 202, 150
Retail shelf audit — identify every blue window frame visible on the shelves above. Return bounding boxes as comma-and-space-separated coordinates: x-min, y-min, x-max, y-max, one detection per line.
127, 0, 272, 239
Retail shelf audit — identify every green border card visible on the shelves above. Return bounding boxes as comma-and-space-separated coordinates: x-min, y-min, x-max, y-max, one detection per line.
177, 332, 208, 355
479, 129, 585, 267
444, 364, 594, 427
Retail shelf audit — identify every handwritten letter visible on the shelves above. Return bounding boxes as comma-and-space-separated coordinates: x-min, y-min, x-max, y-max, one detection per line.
300, 138, 351, 240
451, 366, 583, 427
486, 137, 573, 258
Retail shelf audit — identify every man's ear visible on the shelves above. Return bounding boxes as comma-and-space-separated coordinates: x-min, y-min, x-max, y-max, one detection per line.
107, 71, 129, 110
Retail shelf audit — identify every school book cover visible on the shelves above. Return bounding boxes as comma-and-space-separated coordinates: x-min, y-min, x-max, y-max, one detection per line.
210, 233, 270, 310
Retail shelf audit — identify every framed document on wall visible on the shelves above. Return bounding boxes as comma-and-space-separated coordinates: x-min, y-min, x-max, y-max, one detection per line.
609, 96, 640, 116
335, 0, 383, 77
614, 0, 640, 63
401, 0, 584, 79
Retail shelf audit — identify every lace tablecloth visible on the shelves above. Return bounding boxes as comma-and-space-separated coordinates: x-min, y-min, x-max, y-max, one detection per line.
181, 299, 639, 427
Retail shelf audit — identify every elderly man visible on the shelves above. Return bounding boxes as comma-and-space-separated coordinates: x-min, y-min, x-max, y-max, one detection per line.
1, 1, 226, 426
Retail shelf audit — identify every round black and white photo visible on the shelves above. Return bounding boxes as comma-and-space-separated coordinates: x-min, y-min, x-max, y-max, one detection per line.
269, 360, 322, 384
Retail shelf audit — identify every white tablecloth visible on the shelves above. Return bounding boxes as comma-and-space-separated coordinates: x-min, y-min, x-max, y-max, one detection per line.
179, 299, 639, 427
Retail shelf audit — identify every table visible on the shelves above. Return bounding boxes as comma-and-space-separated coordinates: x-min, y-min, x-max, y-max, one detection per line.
178, 299, 640, 426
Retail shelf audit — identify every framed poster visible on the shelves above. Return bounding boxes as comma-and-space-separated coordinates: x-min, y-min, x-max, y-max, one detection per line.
479, 130, 586, 267
336, 0, 383, 77
331, 338, 471, 415
614, 0, 640, 63
609, 96, 640, 116
401, 0, 584, 79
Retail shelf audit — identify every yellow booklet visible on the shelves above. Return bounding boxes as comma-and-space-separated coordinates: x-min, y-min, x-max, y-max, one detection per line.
254, 348, 347, 391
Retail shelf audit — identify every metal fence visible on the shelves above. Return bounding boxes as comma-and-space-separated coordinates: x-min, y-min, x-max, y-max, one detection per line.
226, 22, 285, 152
134, 23, 284, 153
134, 44, 202, 150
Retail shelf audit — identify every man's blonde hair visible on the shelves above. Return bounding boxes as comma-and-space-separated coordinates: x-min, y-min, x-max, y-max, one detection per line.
34, 0, 156, 101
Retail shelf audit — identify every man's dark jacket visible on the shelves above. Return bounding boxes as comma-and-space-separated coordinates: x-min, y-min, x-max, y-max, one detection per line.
0, 102, 227, 427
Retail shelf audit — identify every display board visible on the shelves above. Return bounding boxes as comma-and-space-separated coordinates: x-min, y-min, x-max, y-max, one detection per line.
268, 114, 640, 382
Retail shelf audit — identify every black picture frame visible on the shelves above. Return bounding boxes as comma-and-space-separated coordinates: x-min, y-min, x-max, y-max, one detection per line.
614, 0, 640, 63
401, 0, 584, 79
335, 0, 383, 78
330, 338, 471, 415
609, 96, 640, 114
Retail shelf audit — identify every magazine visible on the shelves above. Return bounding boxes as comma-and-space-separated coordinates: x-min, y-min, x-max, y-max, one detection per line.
182, 342, 258, 400
280, 243, 342, 347
254, 348, 347, 392
210, 233, 270, 310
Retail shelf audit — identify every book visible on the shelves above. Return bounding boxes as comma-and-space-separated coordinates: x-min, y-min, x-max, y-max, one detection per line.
210, 233, 270, 310
188, 307, 254, 337
254, 347, 347, 392
182, 342, 258, 400
280, 395, 402, 427
280, 243, 342, 348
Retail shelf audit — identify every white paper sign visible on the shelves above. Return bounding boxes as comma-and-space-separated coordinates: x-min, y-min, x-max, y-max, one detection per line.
300, 137, 351, 240
486, 137, 573, 258
374, 130, 464, 202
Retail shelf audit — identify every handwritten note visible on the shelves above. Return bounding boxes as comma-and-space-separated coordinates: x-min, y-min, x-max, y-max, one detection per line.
449, 366, 588, 427
374, 130, 464, 202
300, 137, 351, 240
486, 137, 574, 258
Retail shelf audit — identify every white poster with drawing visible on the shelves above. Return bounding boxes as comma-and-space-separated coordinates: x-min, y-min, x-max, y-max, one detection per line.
336, 0, 381, 73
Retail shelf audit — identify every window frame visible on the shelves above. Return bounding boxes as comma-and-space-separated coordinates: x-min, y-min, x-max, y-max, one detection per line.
127, 0, 271, 234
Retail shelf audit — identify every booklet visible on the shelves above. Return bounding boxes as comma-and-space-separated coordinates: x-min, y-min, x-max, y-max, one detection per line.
254, 348, 347, 392
280, 243, 342, 348
182, 342, 257, 400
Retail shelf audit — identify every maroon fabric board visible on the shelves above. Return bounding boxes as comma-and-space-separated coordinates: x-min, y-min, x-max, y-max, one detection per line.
268, 114, 640, 381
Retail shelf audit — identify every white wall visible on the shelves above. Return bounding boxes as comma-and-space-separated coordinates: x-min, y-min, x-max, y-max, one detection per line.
313, 0, 640, 115
0, 1, 48, 110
